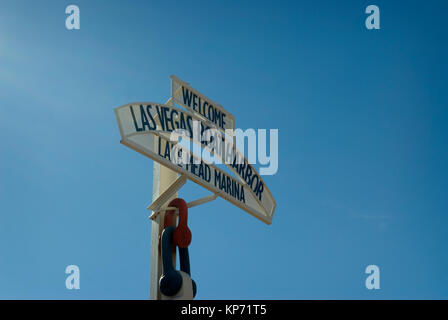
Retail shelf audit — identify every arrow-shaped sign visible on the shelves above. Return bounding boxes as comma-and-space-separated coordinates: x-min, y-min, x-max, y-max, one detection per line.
114, 102, 276, 224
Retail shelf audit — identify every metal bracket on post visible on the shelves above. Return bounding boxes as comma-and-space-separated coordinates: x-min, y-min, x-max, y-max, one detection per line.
147, 175, 187, 220
187, 193, 218, 209
148, 192, 219, 220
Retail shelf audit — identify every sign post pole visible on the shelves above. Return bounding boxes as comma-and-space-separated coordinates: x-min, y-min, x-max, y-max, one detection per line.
149, 98, 179, 300
149, 160, 178, 300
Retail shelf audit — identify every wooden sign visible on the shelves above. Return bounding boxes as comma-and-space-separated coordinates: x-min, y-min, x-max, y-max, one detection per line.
114, 102, 276, 224
171, 75, 235, 133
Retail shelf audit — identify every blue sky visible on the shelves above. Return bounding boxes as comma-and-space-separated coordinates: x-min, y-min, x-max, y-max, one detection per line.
1, 0, 447, 299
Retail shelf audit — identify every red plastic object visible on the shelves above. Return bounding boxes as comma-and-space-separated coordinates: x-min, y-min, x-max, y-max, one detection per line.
168, 198, 192, 248
159, 198, 192, 253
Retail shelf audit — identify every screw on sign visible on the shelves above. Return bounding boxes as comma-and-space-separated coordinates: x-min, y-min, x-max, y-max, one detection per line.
159, 198, 197, 300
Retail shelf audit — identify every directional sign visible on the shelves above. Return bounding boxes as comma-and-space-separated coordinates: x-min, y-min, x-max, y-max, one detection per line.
171, 75, 235, 133
115, 102, 276, 222
114, 102, 276, 224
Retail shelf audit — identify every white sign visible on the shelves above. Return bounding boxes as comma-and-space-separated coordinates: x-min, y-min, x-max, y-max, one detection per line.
171, 75, 235, 133
115, 102, 276, 224
115, 102, 276, 223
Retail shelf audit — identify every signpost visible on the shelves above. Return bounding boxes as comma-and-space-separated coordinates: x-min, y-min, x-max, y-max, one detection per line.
114, 76, 276, 299
149, 159, 178, 300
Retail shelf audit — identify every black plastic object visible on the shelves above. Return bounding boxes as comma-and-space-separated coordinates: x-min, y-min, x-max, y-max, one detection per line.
159, 226, 197, 297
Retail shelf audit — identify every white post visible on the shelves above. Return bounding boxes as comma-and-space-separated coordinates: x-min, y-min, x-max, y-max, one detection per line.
149, 159, 178, 299
149, 95, 180, 299
149, 96, 178, 300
